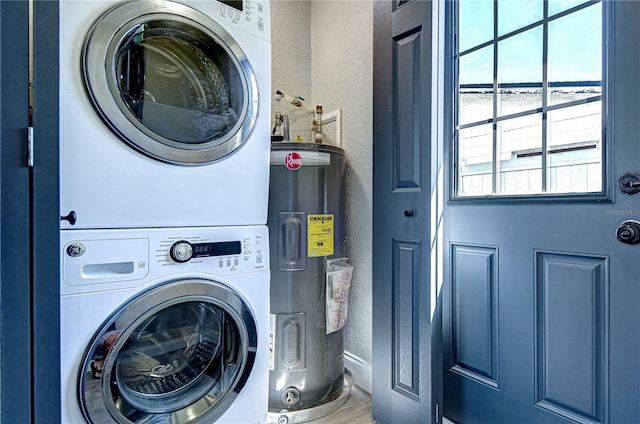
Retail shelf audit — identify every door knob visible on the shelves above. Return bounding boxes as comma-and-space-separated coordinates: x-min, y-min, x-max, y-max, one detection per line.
616, 220, 640, 244
404, 210, 414, 218
618, 172, 640, 195
60, 210, 77, 225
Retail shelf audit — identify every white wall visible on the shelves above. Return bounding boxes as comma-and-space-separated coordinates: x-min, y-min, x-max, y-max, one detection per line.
271, 0, 374, 392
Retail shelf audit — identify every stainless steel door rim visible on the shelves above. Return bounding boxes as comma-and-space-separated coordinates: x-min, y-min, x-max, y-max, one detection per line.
82, 0, 258, 165
79, 279, 257, 424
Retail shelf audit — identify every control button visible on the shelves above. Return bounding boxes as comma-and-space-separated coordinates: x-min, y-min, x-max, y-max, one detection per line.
228, 9, 233, 18
258, 21, 264, 31
236, 12, 241, 21
234, 258, 239, 266
227, 258, 232, 267
256, 236, 262, 245
258, 3, 263, 12
170, 241, 193, 263
66, 242, 86, 257
219, 259, 224, 267
256, 255, 263, 264
220, 6, 225, 16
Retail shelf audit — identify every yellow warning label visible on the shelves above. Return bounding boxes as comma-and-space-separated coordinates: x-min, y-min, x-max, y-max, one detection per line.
307, 214, 334, 257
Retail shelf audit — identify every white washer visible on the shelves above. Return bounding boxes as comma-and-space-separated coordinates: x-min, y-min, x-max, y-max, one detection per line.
60, 226, 269, 423
60, 0, 271, 229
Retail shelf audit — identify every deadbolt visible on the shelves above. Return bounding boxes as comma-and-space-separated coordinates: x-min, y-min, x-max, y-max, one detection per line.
618, 172, 640, 195
616, 220, 640, 244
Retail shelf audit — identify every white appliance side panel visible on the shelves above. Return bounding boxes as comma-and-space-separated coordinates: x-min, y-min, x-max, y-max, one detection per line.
60, 1, 272, 229
61, 268, 270, 423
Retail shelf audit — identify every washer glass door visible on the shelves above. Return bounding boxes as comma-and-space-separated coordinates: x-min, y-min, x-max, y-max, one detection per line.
79, 280, 257, 424
83, 0, 257, 164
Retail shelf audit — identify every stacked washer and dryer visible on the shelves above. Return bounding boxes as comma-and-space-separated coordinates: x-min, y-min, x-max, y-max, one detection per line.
59, 1, 271, 423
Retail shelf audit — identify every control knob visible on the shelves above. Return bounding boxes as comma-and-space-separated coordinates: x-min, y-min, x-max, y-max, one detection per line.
170, 240, 194, 263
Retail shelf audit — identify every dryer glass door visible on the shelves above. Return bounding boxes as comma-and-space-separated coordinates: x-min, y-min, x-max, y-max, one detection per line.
79, 280, 257, 424
83, 0, 257, 164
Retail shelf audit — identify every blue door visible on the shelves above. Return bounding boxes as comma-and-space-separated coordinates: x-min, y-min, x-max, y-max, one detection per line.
443, 1, 640, 423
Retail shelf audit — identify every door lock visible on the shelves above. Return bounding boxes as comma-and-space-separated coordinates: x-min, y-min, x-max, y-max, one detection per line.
618, 172, 640, 195
616, 220, 640, 244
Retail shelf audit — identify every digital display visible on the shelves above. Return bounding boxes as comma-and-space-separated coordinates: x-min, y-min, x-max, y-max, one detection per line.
192, 241, 241, 257
220, 0, 243, 12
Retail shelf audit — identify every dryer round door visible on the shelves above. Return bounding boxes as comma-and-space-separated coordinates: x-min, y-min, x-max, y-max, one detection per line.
79, 279, 258, 424
82, 0, 257, 165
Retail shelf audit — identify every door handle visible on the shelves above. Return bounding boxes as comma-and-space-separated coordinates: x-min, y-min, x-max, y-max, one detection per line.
616, 220, 640, 244
618, 172, 640, 195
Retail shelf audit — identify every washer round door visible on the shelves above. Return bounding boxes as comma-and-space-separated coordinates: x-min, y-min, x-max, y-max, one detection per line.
82, 0, 257, 165
79, 279, 258, 424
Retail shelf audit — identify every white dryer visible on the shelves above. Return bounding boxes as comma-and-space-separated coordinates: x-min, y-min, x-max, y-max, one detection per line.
60, 0, 271, 229
60, 225, 269, 423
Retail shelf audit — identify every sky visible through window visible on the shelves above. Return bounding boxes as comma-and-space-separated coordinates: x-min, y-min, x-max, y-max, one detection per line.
459, 0, 601, 87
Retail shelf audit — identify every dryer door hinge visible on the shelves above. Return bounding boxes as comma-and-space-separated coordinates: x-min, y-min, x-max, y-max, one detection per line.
27, 126, 34, 167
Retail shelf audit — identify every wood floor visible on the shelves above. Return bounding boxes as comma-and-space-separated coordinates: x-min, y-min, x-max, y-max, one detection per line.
308, 385, 376, 424
304, 387, 457, 424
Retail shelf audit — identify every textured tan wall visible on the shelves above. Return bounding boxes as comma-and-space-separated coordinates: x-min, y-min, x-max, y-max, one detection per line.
270, 1, 313, 141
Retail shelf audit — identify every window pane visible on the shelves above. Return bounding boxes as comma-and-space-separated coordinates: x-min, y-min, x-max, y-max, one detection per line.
497, 27, 543, 116
497, 114, 542, 194
548, 3, 601, 106
453, 0, 604, 199
498, 0, 543, 37
458, 124, 493, 196
548, 0, 590, 17
547, 102, 602, 193
459, 46, 494, 125
459, 0, 494, 52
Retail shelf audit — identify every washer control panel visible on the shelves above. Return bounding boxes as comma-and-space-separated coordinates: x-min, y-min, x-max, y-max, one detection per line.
158, 232, 265, 272
60, 226, 268, 296
212, 0, 270, 38
169, 240, 240, 263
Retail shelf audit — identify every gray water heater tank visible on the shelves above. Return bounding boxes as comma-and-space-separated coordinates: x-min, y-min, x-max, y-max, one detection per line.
267, 141, 346, 413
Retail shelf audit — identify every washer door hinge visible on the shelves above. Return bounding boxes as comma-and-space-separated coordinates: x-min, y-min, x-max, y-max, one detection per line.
27, 126, 34, 167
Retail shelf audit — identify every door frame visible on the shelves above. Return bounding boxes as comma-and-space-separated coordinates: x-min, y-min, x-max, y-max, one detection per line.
1, 0, 32, 420
32, 1, 61, 421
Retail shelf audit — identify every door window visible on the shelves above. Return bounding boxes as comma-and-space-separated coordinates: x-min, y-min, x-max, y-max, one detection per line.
455, 0, 603, 197
115, 21, 243, 145
80, 280, 257, 424
83, 1, 257, 164
113, 301, 229, 414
